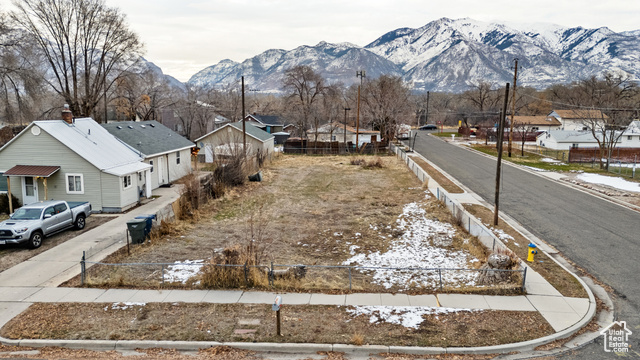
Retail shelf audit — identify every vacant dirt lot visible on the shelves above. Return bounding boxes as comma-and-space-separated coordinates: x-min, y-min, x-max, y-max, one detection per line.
0, 215, 115, 272
72, 155, 495, 293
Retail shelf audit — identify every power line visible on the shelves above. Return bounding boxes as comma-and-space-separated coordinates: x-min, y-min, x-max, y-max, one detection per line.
519, 92, 640, 112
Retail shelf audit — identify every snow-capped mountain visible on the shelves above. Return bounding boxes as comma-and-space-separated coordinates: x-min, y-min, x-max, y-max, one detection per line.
188, 18, 640, 93
189, 42, 400, 91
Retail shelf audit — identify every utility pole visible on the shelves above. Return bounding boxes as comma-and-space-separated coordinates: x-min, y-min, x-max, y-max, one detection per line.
356, 70, 366, 151
425, 91, 430, 126
508, 59, 518, 157
242, 76, 246, 161
343, 107, 351, 149
494, 83, 510, 226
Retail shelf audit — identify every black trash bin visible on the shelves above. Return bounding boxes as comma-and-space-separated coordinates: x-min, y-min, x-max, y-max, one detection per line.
127, 218, 147, 244
135, 214, 156, 238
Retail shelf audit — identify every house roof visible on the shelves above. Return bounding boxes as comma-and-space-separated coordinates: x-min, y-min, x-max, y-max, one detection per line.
551, 109, 609, 120
623, 120, 640, 135
4, 165, 60, 177
245, 114, 283, 126
310, 122, 380, 135
538, 130, 601, 143
514, 116, 561, 126
1, 118, 151, 176
195, 121, 274, 144
102, 120, 194, 158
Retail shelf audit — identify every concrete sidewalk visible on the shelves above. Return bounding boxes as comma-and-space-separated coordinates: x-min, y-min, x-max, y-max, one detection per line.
0, 156, 597, 355
0, 186, 181, 288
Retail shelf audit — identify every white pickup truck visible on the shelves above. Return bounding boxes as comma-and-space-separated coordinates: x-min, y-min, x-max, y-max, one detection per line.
0, 200, 92, 249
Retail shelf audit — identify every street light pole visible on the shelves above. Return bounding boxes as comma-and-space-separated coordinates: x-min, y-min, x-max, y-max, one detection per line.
356, 70, 366, 151
242, 76, 246, 160
343, 107, 351, 150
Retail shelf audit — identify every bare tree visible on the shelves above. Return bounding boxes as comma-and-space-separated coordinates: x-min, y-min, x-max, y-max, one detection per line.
282, 65, 325, 138
513, 121, 538, 156
361, 75, 411, 141
113, 67, 173, 121
11, 0, 143, 119
0, 10, 46, 124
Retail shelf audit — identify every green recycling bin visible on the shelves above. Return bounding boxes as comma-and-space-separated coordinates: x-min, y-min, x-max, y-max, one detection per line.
127, 218, 147, 244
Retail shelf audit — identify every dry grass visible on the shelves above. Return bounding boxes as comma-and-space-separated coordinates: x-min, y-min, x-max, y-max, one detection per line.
464, 204, 588, 298
409, 155, 464, 193
67, 155, 498, 294
1, 303, 554, 347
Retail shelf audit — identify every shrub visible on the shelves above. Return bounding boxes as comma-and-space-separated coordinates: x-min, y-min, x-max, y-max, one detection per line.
0, 193, 21, 214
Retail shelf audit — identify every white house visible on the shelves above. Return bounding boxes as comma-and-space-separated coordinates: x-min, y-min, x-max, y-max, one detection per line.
537, 121, 640, 150
103, 120, 195, 190
309, 122, 381, 146
547, 109, 609, 131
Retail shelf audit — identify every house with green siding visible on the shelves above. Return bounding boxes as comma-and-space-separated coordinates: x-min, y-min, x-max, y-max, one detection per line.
0, 116, 151, 212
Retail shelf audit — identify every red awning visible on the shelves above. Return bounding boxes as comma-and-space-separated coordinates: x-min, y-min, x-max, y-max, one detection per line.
4, 165, 61, 177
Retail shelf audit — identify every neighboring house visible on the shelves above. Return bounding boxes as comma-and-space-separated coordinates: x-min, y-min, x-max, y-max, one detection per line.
309, 122, 380, 146
103, 121, 194, 190
538, 120, 640, 150
244, 114, 284, 134
536, 130, 600, 150
547, 110, 609, 131
0, 115, 151, 212
513, 115, 561, 132
195, 121, 274, 163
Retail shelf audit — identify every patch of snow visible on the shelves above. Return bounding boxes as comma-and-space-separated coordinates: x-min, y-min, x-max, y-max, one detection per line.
343, 201, 480, 289
523, 166, 549, 172
346, 306, 476, 329
577, 173, 640, 193
333, 232, 343, 237
164, 260, 205, 284
541, 158, 565, 164
105, 302, 146, 311
349, 245, 360, 255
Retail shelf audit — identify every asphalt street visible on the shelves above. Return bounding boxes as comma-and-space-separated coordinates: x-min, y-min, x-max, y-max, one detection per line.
410, 132, 640, 358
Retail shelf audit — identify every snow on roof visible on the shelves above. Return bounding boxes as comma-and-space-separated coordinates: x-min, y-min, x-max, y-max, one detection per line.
538, 130, 600, 143
30, 118, 150, 176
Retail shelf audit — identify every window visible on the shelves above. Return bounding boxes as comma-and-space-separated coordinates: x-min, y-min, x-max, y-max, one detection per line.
54, 203, 67, 214
628, 135, 633, 140
176, 151, 181, 164
149, 160, 154, 173
44, 206, 55, 217
66, 174, 84, 194
572, 143, 579, 149
123, 175, 132, 189
331, 135, 336, 141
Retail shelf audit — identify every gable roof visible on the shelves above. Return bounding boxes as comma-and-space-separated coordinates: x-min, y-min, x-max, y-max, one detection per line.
0, 118, 150, 176
550, 109, 609, 120
102, 120, 194, 157
513, 116, 561, 126
195, 121, 274, 144
310, 122, 380, 135
538, 130, 601, 143
245, 114, 283, 126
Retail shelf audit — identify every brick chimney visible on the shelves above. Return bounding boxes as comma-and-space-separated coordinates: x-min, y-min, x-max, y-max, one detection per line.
62, 104, 73, 124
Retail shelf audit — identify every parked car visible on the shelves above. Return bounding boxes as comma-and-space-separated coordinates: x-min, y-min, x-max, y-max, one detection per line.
419, 124, 438, 130
397, 124, 411, 139
0, 200, 91, 249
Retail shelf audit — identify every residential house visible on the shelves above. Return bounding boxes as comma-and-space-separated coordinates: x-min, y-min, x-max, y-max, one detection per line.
547, 110, 609, 131
537, 120, 640, 150
0, 113, 151, 212
513, 115, 561, 132
103, 121, 194, 190
536, 130, 600, 150
309, 122, 381, 146
244, 114, 284, 134
195, 121, 274, 163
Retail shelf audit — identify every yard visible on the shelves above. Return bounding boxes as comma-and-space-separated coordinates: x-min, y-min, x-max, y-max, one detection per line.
68, 155, 507, 294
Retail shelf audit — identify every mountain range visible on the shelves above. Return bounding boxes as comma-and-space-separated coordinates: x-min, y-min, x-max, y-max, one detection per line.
186, 17, 640, 93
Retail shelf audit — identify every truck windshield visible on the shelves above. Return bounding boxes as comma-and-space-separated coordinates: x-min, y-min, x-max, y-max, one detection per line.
11, 208, 43, 220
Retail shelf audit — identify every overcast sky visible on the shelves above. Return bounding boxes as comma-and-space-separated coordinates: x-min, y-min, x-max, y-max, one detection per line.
2, 0, 639, 82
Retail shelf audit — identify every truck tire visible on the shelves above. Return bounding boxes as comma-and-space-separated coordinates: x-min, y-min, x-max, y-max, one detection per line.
74, 214, 86, 230
28, 231, 43, 249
